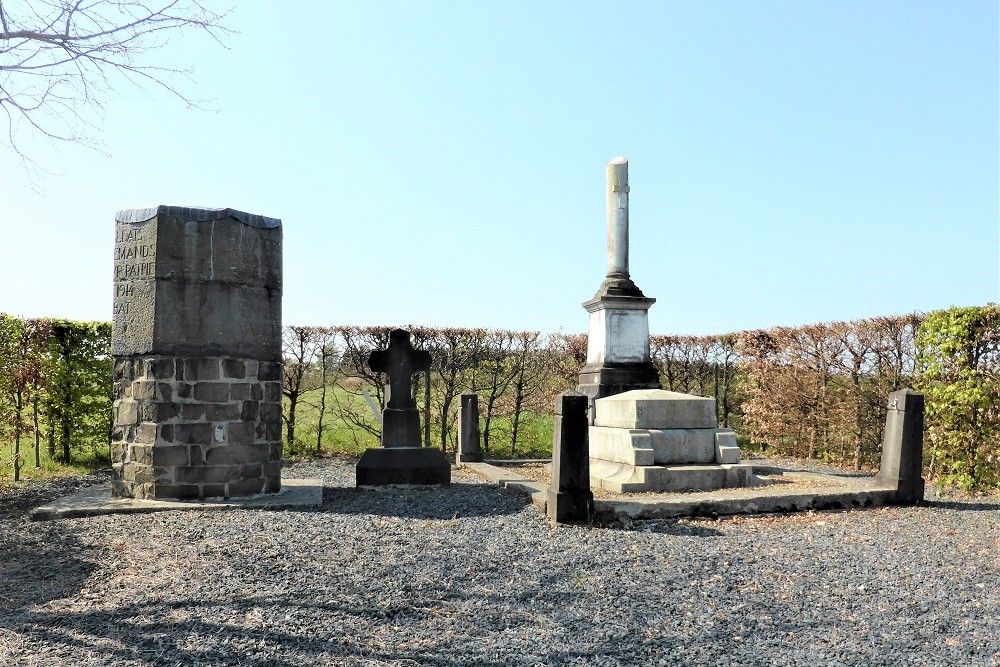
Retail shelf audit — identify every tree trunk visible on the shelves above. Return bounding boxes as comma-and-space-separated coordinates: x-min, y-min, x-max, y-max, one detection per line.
424, 371, 431, 448
13, 393, 23, 481
285, 394, 298, 454
510, 388, 524, 458
315, 364, 328, 456
32, 387, 40, 468
439, 394, 454, 452
61, 417, 71, 464
47, 425, 55, 460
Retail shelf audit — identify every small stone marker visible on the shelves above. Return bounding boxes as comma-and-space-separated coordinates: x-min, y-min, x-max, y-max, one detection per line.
356, 329, 450, 486
110, 206, 282, 500
876, 388, 925, 503
547, 391, 593, 523
456, 393, 483, 463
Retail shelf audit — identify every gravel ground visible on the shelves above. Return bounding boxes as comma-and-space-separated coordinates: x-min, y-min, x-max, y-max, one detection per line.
1, 458, 998, 666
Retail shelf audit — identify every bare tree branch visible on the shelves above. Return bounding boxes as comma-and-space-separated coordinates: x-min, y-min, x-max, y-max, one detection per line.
0, 0, 232, 162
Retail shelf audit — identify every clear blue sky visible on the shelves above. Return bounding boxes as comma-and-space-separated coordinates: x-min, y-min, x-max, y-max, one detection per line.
2, 1, 997, 336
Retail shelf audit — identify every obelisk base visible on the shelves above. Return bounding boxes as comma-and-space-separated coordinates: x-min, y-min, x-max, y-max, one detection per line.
577, 281, 661, 421
356, 447, 451, 486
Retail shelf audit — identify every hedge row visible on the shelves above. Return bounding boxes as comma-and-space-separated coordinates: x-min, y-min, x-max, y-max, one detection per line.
1, 305, 997, 489
283, 309, 996, 489
0, 315, 112, 479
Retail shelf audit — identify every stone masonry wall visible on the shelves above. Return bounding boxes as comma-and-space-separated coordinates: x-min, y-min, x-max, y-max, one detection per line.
111, 355, 282, 499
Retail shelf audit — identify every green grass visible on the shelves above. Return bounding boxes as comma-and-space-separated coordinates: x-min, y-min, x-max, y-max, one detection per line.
284, 386, 555, 460
479, 412, 554, 459
282, 385, 381, 459
0, 437, 108, 490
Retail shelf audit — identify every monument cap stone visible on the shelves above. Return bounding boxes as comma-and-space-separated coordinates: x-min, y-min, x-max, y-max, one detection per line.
594, 389, 717, 430
113, 205, 282, 361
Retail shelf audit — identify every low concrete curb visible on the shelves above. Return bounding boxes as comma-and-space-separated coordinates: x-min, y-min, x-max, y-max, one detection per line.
460, 463, 548, 511
461, 462, 904, 520
29, 478, 323, 521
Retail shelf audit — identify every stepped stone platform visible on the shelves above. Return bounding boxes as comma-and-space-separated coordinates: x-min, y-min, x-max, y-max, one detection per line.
462, 460, 905, 520
589, 389, 765, 493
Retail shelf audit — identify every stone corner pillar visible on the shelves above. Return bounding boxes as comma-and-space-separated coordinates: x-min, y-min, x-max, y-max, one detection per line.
110, 205, 283, 500
547, 391, 593, 523
876, 388, 926, 504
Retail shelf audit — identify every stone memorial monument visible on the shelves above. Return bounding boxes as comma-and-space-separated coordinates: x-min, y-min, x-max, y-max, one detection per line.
356, 329, 450, 486
876, 388, 925, 503
110, 206, 283, 500
577, 157, 661, 416
575, 159, 760, 493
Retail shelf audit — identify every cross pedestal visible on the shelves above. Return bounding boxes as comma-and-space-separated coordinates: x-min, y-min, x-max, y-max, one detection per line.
356, 329, 450, 486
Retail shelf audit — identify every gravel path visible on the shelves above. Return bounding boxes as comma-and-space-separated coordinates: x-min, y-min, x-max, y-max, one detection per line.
1, 459, 997, 666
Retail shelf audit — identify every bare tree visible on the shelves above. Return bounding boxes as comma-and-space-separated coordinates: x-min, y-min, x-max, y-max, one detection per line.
281, 325, 323, 454
310, 330, 338, 455
331, 325, 394, 443
0, 0, 231, 160
423, 327, 486, 453
477, 329, 519, 455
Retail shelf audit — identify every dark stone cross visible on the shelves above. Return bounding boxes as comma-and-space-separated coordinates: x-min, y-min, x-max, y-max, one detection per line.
357, 328, 450, 486
367, 329, 430, 447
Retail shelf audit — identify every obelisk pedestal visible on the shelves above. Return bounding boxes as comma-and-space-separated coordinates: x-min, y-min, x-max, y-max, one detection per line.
577, 157, 660, 417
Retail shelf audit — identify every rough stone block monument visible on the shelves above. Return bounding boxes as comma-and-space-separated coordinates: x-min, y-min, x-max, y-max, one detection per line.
589, 389, 762, 493
577, 157, 660, 419
110, 206, 283, 500
356, 329, 450, 486
876, 388, 925, 503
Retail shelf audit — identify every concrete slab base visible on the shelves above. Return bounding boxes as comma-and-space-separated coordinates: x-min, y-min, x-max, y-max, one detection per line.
29, 478, 323, 521
356, 447, 451, 486
590, 459, 767, 493
461, 461, 907, 520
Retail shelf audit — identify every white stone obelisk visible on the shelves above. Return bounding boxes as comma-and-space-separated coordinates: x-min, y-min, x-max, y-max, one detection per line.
607, 157, 630, 281
577, 157, 661, 418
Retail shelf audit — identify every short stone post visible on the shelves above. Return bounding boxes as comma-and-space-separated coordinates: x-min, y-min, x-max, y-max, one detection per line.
110, 206, 282, 500
547, 391, 593, 523
456, 393, 483, 463
876, 388, 925, 504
